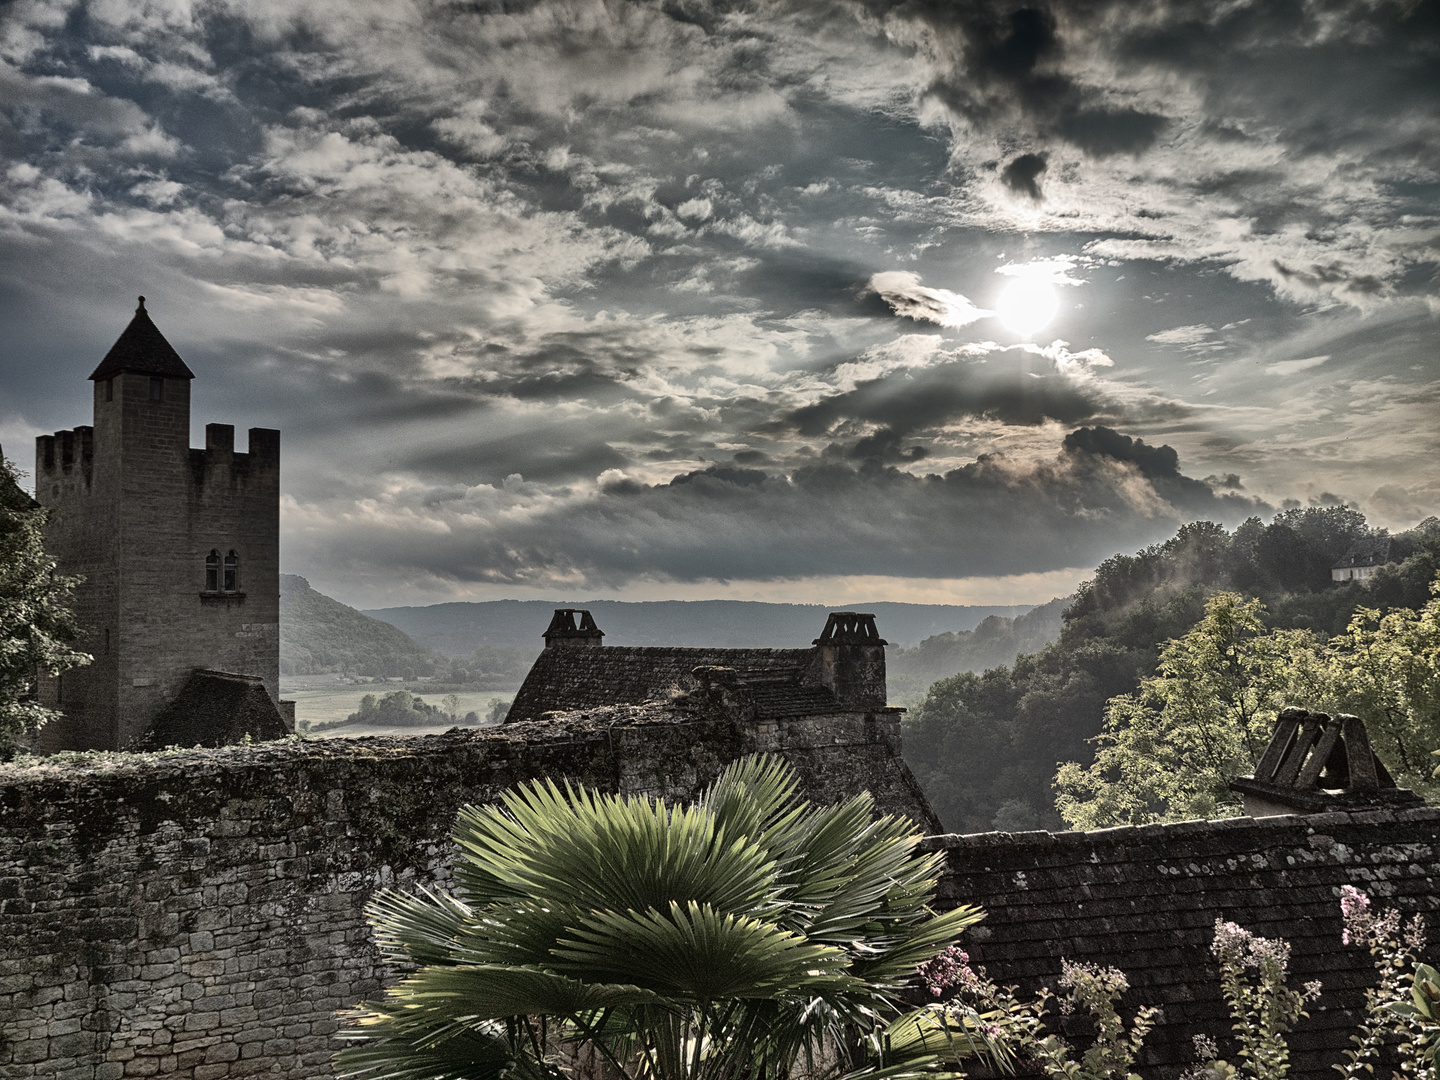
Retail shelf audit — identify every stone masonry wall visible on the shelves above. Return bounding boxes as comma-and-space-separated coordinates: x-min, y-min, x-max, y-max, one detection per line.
5, 707, 1431, 1080
0, 705, 932, 1079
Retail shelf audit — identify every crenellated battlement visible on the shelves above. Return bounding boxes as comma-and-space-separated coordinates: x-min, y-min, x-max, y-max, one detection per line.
36, 425, 95, 489
187, 424, 281, 493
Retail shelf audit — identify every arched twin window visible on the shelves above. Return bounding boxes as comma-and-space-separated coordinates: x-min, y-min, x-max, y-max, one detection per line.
205, 550, 240, 593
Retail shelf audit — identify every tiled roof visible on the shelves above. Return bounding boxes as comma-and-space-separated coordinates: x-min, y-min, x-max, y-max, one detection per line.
87, 297, 196, 381
507, 646, 816, 722
926, 807, 1440, 1080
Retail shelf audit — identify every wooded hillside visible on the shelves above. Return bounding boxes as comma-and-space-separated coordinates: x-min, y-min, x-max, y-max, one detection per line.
903, 508, 1440, 835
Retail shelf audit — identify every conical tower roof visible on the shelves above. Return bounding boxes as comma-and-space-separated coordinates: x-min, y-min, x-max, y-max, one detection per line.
88, 297, 195, 381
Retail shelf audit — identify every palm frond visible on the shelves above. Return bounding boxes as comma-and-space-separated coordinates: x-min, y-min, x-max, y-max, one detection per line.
334, 1018, 529, 1080
700, 753, 805, 840
454, 780, 779, 918
367, 887, 473, 966
550, 900, 853, 1000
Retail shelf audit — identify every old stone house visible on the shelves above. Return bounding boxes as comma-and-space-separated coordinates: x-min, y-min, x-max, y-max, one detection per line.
30, 298, 288, 751
1331, 537, 1393, 582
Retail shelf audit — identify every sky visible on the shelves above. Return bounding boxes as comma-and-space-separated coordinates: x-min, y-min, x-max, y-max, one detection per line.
1, 0, 1437, 610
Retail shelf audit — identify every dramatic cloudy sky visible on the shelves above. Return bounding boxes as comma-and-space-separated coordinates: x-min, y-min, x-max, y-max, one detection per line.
2, 0, 1437, 608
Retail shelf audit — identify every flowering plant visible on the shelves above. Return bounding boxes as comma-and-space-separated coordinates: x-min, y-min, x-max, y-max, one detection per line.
1335, 885, 1432, 1080
919, 947, 1158, 1080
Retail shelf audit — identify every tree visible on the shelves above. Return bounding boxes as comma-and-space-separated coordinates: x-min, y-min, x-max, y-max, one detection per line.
0, 453, 90, 754
1328, 578, 1440, 787
335, 755, 998, 1080
1054, 593, 1331, 828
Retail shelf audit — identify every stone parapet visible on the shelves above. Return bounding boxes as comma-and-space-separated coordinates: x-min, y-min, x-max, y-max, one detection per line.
0, 705, 933, 1078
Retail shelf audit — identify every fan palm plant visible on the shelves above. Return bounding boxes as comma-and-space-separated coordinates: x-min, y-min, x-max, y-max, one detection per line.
335, 754, 1003, 1080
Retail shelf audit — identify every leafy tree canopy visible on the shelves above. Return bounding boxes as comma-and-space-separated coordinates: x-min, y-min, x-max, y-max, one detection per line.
1054, 581, 1440, 828
0, 453, 89, 754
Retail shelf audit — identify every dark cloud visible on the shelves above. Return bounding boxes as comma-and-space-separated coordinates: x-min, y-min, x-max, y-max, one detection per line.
1063, 426, 1252, 516
669, 466, 768, 489
788, 355, 1113, 437
302, 427, 1270, 590
867, 1, 1168, 157
843, 428, 929, 464
1001, 152, 1048, 200
1063, 426, 1179, 479
1203, 473, 1244, 491
732, 449, 772, 465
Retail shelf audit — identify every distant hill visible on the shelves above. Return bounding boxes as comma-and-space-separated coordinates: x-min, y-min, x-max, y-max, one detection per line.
280, 574, 439, 678
886, 597, 1070, 706
361, 598, 1032, 657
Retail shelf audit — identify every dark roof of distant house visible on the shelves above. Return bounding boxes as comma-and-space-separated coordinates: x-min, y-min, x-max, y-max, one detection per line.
1332, 536, 1391, 570
507, 646, 817, 723
88, 297, 196, 381
134, 669, 288, 749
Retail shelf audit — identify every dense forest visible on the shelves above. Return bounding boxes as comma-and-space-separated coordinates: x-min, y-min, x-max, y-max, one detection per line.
902, 508, 1440, 835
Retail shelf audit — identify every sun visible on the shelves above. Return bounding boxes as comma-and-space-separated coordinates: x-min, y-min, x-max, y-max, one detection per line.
995, 276, 1060, 339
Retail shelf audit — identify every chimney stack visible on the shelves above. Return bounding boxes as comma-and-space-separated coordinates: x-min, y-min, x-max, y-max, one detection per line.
1230, 707, 1423, 816
811, 612, 887, 709
543, 608, 605, 649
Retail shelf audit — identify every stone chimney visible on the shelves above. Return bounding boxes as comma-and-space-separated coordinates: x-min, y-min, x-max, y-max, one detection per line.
542, 608, 604, 648
810, 612, 888, 709
1230, 707, 1424, 816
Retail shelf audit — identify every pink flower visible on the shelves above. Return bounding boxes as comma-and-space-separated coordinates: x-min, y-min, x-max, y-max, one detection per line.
1339, 885, 1370, 920
918, 945, 981, 996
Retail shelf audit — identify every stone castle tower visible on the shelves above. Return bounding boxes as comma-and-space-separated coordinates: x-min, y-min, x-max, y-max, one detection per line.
32, 298, 285, 751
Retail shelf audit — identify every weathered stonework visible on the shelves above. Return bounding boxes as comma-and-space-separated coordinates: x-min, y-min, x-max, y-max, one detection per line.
0, 705, 932, 1079
2, 703, 1433, 1080
32, 300, 283, 752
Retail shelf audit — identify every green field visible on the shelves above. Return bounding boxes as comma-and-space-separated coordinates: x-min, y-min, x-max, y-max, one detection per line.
282, 684, 518, 738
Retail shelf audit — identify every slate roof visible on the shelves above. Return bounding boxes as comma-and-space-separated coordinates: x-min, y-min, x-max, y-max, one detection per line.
507, 645, 817, 722
1332, 537, 1392, 570
87, 297, 196, 381
135, 669, 290, 749
926, 807, 1440, 1080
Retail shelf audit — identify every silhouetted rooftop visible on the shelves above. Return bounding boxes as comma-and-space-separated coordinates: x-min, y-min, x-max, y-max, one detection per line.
88, 297, 196, 381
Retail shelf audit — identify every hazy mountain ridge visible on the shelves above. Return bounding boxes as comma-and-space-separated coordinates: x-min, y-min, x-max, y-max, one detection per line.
280, 574, 440, 678
362, 598, 1033, 656
886, 597, 1071, 707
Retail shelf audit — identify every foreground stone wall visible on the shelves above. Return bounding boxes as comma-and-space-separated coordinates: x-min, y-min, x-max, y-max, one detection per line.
5, 709, 1434, 1080
0, 705, 933, 1079
928, 806, 1440, 1080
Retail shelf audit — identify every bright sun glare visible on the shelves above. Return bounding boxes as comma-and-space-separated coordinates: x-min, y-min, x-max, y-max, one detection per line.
996, 277, 1059, 338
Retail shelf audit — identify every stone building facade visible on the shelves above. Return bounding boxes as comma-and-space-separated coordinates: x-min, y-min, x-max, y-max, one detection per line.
31, 298, 285, 751
508, 607, 891, 723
